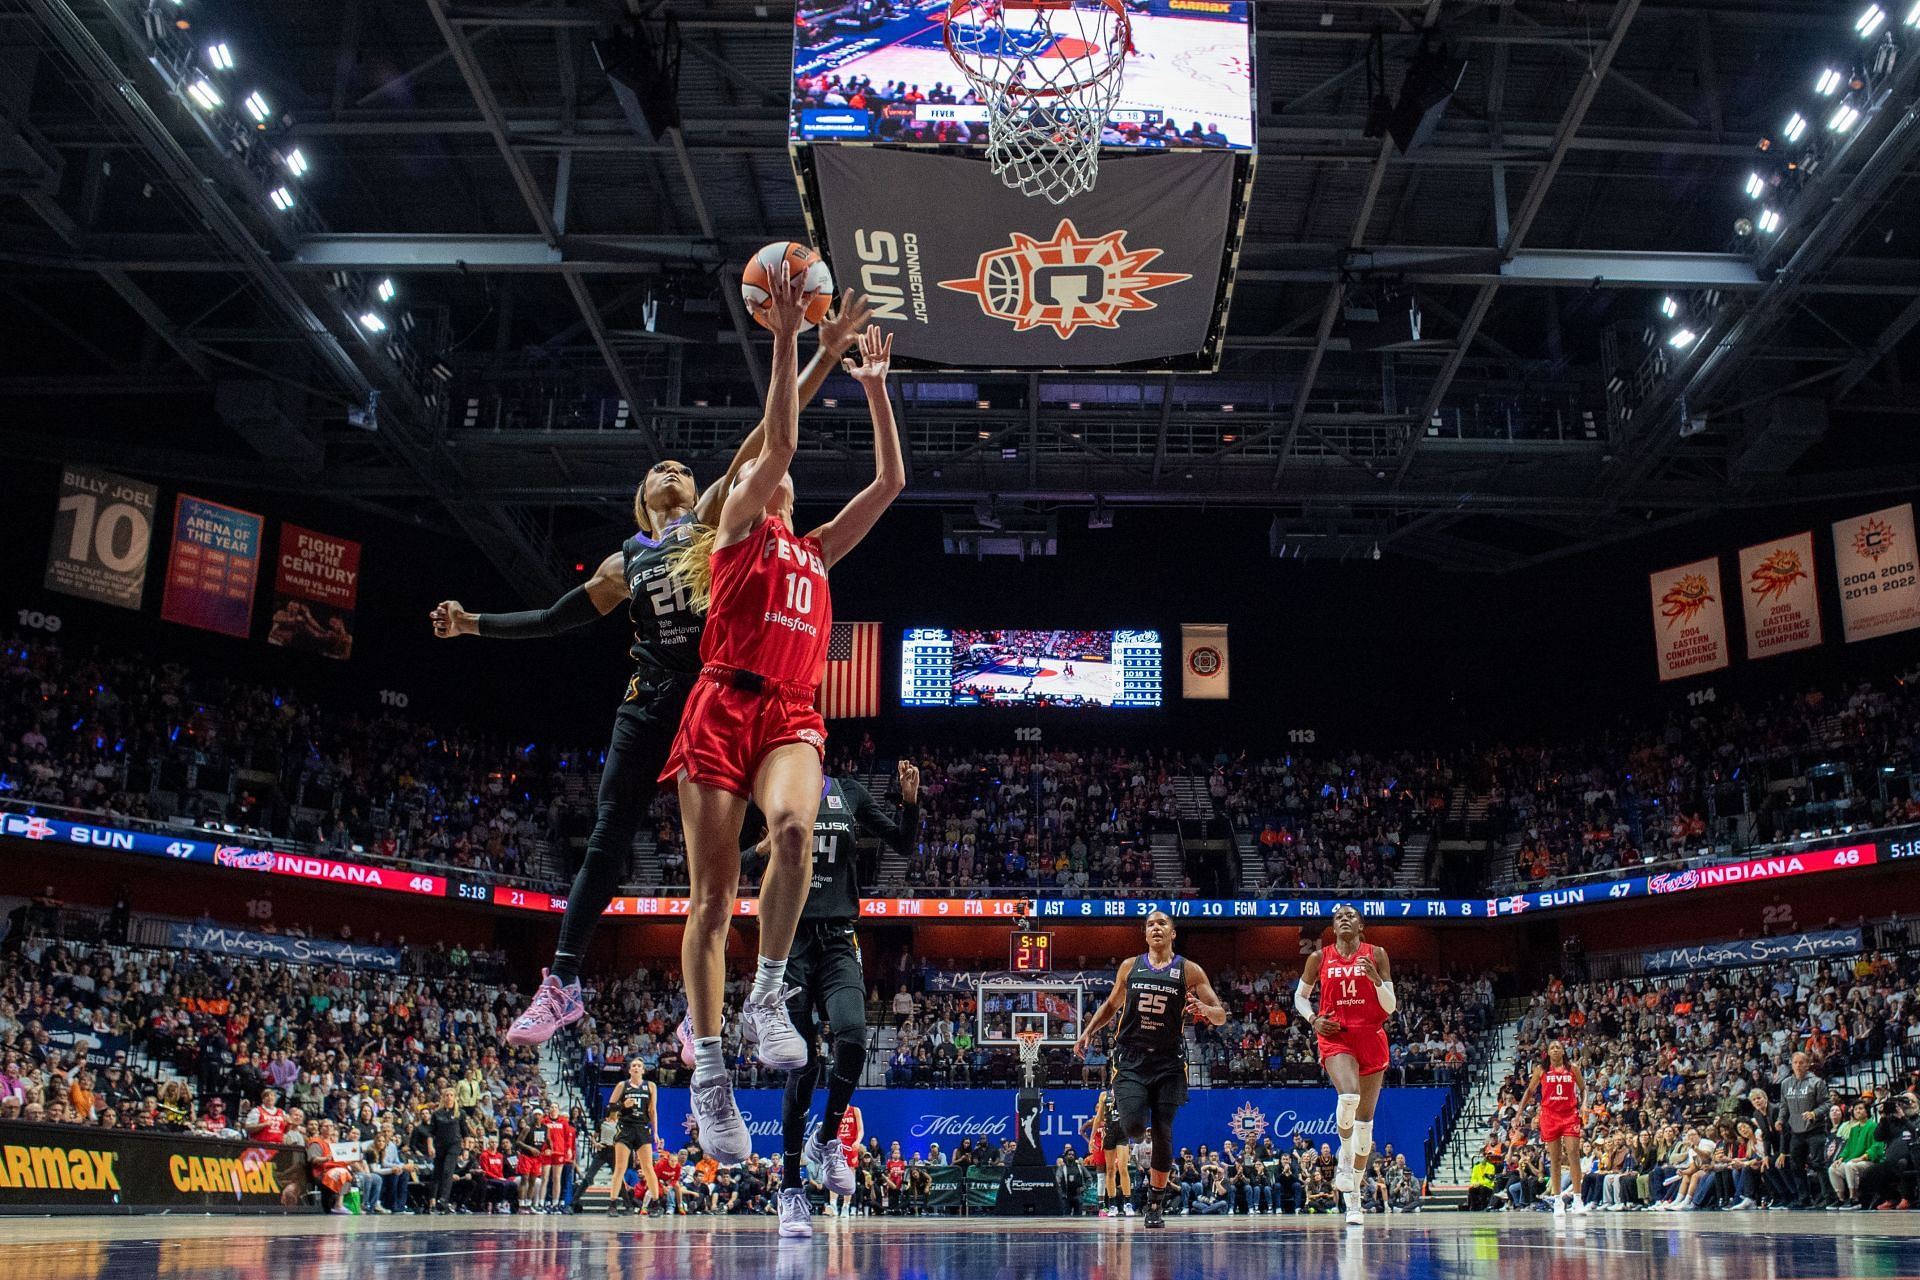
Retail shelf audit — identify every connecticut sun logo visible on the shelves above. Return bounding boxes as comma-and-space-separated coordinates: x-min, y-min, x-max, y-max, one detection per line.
1748, 547, 1806, 604
938, 220, 1189, 338
1658, 573, 1715, 627
1187, 646, 1222, 678
1229, 1102, 1269, 1145
1855, 516, 1897, 563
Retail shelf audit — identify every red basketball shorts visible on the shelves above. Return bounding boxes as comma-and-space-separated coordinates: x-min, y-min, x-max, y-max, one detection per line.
1316, 1026, 1390, 1078
1541, 1111, 1582, 1143
659, 671, 826, 798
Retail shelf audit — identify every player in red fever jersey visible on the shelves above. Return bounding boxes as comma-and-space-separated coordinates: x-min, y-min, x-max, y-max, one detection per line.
663, 262, 905, 1171
1296, 903, 1397, 1228
1519, 1039, 1591, 1215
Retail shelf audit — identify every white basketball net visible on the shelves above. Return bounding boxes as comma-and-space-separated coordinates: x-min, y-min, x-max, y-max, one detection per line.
945, 0, 1130, 205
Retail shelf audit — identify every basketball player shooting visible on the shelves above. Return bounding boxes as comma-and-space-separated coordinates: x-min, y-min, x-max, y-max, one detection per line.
1296, 902, 1397, 1227
661, 260, 905, 1162
1072, 910, 1226, 1228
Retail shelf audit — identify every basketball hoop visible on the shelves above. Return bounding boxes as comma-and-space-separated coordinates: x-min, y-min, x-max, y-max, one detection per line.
1014, 1029, 1046, 1085
944, 0, 1131, 204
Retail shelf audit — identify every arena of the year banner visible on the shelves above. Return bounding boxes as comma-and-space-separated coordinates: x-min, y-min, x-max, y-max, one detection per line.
159, 494, 263, 639
266, 523, 360, 660
1832, 502, 1920, 643
1649, 556, 1729, 681
808, 147, 1235, 368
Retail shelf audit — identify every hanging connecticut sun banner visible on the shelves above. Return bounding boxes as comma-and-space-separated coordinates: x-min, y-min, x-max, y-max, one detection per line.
1737, 531, 1823, 660
1831, 502, 1920, 644
1649, 556, 1729, 681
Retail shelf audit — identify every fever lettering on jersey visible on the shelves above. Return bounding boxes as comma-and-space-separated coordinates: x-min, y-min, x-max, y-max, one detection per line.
1544, 1067, 1577, 1108
1317, 942, 1387, 1029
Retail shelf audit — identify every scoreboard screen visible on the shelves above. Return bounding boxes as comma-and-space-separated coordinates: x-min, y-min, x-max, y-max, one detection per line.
1010, 931, 1054, 972
901, 628, 1162, 708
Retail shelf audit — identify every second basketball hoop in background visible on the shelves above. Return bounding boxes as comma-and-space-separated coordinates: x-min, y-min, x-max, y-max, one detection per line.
945, 0, 1131, 204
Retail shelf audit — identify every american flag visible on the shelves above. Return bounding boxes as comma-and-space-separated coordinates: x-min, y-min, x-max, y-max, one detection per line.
819, 622, 882, 719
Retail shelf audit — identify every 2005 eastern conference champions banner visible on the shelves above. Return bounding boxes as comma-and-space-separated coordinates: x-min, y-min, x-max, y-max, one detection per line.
655, 1087, 1451, 1177
813, 147, 1233, 366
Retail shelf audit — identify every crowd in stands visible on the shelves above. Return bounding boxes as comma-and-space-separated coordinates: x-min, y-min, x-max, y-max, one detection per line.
1463, 930, 1920, 1212
8, 631, 1920, 905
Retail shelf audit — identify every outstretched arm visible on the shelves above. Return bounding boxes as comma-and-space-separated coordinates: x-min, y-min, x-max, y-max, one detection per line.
849, 762, 921, 857
716, 266, 808, 543
430, 550, 625, 639
695, 291, 872, 526
810, 326, 905, 568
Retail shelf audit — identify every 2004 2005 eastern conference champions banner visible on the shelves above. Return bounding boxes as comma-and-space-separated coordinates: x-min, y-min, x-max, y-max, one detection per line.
1832, 501, 1920, 644
812, 147, 1234, 366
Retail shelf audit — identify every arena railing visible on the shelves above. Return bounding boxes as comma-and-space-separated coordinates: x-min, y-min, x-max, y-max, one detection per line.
1484, 819, 1899, 898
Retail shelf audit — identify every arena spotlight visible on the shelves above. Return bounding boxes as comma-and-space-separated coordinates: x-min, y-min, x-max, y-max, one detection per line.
205, 42, 234, 71
267, 185, 294, 211
1659, 295, 1680, 319
243, 91, 270, 123
1744, 171, 1766, 198
281, 148, 308, 176
1858, 4, 1888, 36
1757, 207, 1783, 233
1908, 0, 1920, 27
1816, 67, 1844, 95
1830, 102, 1862, 132
357, 312, 387, 333
185, 78, 221, 110
375, 278, 396, 303
1668, 328, 1698, 349
1782, 112, 1808, 142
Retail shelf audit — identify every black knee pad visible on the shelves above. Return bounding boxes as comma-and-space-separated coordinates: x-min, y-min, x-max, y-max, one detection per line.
830, 1032, 866, 1085
1150, 1119, 1174, 1173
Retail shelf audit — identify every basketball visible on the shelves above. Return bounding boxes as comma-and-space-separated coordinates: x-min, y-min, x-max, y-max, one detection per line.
741, 240, 834, 331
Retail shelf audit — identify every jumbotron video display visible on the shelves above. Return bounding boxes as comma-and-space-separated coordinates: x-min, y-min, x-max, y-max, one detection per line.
791, 0, 1255, 149
901, 628, 1163, 708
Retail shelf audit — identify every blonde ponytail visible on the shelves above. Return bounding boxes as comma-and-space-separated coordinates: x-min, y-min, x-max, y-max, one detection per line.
666, 522, 721, 615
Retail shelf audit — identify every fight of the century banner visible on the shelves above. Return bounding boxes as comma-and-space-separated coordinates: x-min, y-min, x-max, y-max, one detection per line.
159, 494, 263, 639
1738, 531, 1823, 660
1181, 623, 1230, 699
266, 523, 360, 660
43, 464, 158, 610
1642, 926, 1863, 977
650, 1087, 1454, 1177
812, 147, 1234, 367
1649, 556, 1729, 681
1832, 502, 1920, 644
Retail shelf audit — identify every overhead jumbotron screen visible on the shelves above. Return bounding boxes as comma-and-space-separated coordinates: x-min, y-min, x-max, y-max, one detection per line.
901, 627, 1163, 708
791, 0, 1255, 148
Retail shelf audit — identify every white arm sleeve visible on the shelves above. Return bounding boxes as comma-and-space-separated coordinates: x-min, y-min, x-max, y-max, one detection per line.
1294, 980, 1316, 1021
1375, 980, 1398, 1014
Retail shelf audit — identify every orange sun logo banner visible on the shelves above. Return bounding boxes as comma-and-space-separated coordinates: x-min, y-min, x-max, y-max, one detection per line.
1832, 503, 1920, 643
1738, 533, 1823, 660
1649, 557, 1728, 682
939, 219, 1191, 339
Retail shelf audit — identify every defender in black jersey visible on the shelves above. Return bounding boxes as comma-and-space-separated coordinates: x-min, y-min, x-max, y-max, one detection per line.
1073, 910, 1227, 1228
605, 1058, 660, 1214
739, 760, 919, 1224
428, 293, 872, 1046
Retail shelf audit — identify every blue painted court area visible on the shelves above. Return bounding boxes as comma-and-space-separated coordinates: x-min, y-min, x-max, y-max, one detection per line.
12, 1213, 1920, 1280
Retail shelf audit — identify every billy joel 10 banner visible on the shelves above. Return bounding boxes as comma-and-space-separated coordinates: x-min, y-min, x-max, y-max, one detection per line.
1737, 531, 1823, 659
1832, 502, 1920, 644
1649, 556, 1729, 681
811, 147, 1234, 368
160, 494, 263, 639
267, 523, 360, 660
44, 464, 157, 610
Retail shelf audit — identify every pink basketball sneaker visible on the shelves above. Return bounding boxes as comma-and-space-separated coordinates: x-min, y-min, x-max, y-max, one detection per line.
506, 970, 584, 1046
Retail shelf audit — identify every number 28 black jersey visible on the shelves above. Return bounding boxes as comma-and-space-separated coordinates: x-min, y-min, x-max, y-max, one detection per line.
622, 519, 703, 676
1112, 953, 1187, 1062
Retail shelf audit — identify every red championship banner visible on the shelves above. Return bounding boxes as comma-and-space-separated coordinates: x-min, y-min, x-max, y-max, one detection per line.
1737, 531, 1824, 659
1832, 502, 1920, 644
266, 524, 360, 660
1649, 556, 1729, 681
